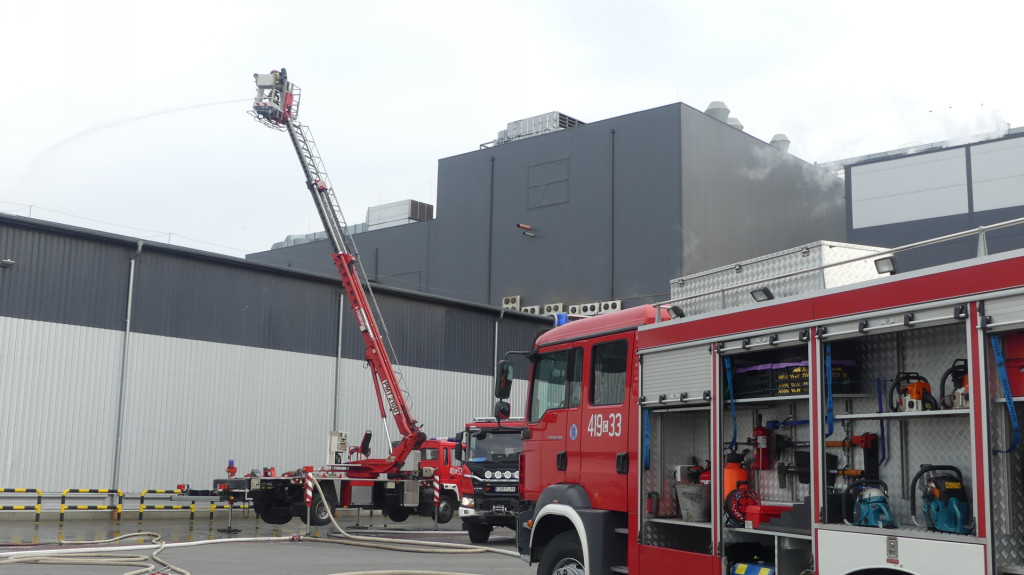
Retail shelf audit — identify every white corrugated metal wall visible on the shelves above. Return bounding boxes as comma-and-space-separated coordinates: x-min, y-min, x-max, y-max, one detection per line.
0, 316, 527, 493
0, 317, 122, 490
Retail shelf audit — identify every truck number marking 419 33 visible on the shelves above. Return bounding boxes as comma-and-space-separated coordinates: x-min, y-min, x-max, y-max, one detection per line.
587, 413, 622, 437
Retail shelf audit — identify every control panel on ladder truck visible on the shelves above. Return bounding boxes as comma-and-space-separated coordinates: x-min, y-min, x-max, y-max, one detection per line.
236, 69, 434, 527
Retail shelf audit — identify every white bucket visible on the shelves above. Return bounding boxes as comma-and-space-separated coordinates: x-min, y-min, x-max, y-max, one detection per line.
674, 483, 711, 522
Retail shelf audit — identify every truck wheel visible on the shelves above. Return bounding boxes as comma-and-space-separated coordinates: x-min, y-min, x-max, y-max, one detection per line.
309, 491, 338, 526
255, 503, 292, 525
538, 531, 584, 575
386, 507, 411, 522
435, 493, 457, 524
467, 522, 492, 544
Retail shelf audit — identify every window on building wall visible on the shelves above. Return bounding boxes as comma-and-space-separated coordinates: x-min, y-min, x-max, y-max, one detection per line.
591, 340, 628, 406
527, 158, 570, 208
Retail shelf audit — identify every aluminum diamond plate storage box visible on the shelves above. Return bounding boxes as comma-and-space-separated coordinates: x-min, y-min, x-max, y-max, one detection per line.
670, 241, 887, 316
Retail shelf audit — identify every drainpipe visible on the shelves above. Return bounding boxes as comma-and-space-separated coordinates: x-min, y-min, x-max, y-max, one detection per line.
334, 292, 344, 431
112, 241, 143, 490
493, 308, 505, 412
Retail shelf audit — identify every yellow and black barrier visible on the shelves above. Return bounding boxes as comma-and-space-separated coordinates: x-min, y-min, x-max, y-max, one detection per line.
0, 488, 43, 523
59, 488, 124, 523
207, 500, 250, 521
138, 489, 195, 522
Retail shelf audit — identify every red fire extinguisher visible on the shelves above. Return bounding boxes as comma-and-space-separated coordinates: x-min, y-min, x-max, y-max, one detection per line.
752, 415, 771, 471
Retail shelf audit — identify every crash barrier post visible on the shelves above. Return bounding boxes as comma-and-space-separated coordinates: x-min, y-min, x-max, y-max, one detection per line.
208, 500, 250, 521
0, 488, 43, 523
59, 489, 124, 523
433, 475, 440, 530
138, 489, 195, 522
304, 472, 313, 533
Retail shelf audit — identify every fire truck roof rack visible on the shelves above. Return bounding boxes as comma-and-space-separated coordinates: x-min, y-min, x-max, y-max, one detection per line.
660, 214, 1024, 320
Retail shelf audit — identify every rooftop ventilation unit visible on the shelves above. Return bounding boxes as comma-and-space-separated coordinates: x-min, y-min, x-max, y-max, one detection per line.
770, 134, 791, 153
705, 101, 730, 122
495, 112, 585, 145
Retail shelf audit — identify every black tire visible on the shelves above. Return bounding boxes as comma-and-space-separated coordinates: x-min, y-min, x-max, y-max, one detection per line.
537, 531, 584, 575
435, 493, 457, 524
467, 522, 492, 544
309, 490, 338, 526
386, 506, 411, 522
254, 502, 292, 525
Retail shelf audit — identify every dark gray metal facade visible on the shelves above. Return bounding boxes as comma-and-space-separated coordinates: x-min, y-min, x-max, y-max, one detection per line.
0, 218, 133, 330
0, 214, 549, 376
843, 133, 1024, 272
249, 102, 847, 310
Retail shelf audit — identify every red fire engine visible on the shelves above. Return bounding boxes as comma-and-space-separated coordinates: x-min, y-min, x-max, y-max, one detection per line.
241, 70, 433, 525
502, 224, 1024, 575
456, 417, 525, 543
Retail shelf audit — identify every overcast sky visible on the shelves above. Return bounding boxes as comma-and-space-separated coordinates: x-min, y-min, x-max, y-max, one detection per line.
1, 0, 1020, 257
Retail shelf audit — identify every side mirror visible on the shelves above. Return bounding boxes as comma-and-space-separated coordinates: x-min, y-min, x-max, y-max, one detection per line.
495, 360, 514, 400
494, 400, 511, 420
454, 432, 464, 461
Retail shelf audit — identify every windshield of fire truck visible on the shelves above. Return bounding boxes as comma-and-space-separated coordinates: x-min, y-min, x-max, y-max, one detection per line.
466, 430, 522, 463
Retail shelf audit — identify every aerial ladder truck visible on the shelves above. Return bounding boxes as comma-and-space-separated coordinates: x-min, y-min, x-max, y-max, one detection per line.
239, 68, 434, 526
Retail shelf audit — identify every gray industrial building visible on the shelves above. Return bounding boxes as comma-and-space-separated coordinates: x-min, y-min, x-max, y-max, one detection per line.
0, 214, 548, 493
249, 102, 849, 312
252, 105, 1024, 313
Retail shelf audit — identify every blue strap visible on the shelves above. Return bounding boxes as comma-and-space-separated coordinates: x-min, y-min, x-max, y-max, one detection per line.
992, 334, 1020, 454
876, 378, 887, 464
643, 409, 651, 470
724, 356, 737, 450
826, 343, 835, 438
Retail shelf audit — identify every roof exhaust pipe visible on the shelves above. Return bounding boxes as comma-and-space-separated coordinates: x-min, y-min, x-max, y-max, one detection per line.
770, 134, 791, 153
705, 101, 729, 122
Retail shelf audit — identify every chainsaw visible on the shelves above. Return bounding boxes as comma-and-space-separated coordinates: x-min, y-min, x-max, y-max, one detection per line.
888, 372, 939, 412
843, 479, 897, 528
939, 359, 969, 410
910, 465, 973, 535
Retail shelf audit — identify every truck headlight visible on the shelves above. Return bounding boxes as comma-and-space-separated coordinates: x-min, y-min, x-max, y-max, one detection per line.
461, 496, 475, 508
485, 471, 493, 479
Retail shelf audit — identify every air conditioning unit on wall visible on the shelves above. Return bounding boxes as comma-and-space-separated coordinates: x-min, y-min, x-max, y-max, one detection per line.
521, 305, 541, 314
502, 295, 521, 311
543, 303, 564, 314
600, 300, 622, 313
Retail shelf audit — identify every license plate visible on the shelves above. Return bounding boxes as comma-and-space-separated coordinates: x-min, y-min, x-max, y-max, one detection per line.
495, 486, 516, 493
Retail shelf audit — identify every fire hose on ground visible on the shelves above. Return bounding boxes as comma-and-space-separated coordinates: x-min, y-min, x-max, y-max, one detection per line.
0, 479, 518, 575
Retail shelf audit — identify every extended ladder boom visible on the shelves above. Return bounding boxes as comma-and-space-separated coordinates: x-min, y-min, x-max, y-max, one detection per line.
250, 69, 425, 476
